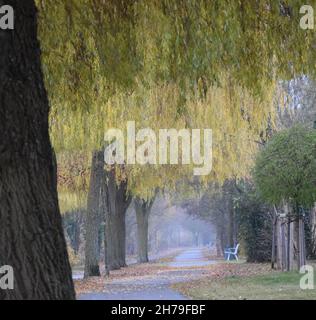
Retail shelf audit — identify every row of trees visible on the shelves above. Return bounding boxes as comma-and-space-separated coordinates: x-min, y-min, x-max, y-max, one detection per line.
41, 1, 316, 281
63, 197, 213, 269
181, 79, 316, 271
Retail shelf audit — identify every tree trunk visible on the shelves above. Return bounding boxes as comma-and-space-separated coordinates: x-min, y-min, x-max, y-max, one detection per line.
271, 210, 277, 269
287, 216, 291, 271
134, 197, 155, 263
289, 220, 294, 270
227, 205, 235, 247
137, 209, 149, 263
216, 230, 223, 257
104, 166, 131, 270
104, 167, 120, 270
275, 217, 284, 270
290, 203, 306, 271
100, 173, 110, 276
73, 210, 84, 255
310, 205, 316, 257
296, 215, 306, 270
282, 203, 294, 271
135, 196, 156, 263
117, 207, 127, 267
299, 217, 306, 266
274, 211, 283, 270
0, 0, 75, 299
116, 183, 130, 267
84, 151, 104, 277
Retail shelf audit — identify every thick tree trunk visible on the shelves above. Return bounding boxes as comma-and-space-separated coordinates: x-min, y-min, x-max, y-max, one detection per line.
104, 166, 131, 270
135, 199, 150, 263
135, 196, 156, 263
116, 182, 130, 267
104, 167, 119, 270
117, 207, 127, 267
106, 171, 120, 270
99, 172, 110, 276
0, 1, 75, 299
84, 151, 104, 277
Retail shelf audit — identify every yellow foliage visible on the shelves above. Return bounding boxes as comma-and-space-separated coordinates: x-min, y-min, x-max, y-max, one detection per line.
35, 0, 316, 206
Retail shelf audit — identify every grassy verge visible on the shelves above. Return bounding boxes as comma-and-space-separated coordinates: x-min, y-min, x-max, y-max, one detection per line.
174, 267, 316, 300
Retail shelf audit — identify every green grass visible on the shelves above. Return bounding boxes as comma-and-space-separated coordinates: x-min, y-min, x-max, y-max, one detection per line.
174, 271, 316, 300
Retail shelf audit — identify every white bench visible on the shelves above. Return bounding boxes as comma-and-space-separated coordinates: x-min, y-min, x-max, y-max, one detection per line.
224, 243, 239, 261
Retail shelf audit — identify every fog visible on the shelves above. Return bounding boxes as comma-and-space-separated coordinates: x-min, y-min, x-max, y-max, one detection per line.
125, 196, 215, 258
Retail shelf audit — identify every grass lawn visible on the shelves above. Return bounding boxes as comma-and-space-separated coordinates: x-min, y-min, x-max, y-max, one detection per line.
174, 268, 316, 300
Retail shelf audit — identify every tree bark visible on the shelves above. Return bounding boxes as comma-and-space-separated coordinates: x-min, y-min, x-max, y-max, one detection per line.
300, 217, 306, 267
290, 203, 306, 271
283, 203, 294, 271
104, 167, 119, 270
0, 0, 75, 299
117, 206, 127, 267
135, 197, 155, 263
287, 216, 291, 271
215, 229, 223, 257
271, 210, 277, 269
289, 220, 294, 270
104, 166, 131, 270
115, 178, 131, 267
227, 203, 235, 247
310, 204, 316, 257
99, 169, 109, 276
73, 210, 84, 255
275, 217, 284, 270
84, 151, 104, 277
296, 214, 306, 270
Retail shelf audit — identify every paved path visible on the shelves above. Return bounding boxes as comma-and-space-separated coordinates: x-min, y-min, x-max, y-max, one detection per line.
167, 247, 216, 268
78, 247, 214, 300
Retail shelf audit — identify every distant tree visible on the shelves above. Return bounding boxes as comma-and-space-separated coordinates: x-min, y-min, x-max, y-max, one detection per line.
180, 180, 240, 256
235, 182, 273, 263
254, 125, 316, 269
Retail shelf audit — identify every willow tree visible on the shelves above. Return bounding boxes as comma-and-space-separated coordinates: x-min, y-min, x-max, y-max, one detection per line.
0, 0, 75, 299
36, 0, 316, 274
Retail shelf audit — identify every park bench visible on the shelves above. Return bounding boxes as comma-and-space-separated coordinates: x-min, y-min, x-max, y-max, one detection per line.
224, 243, 239, 261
